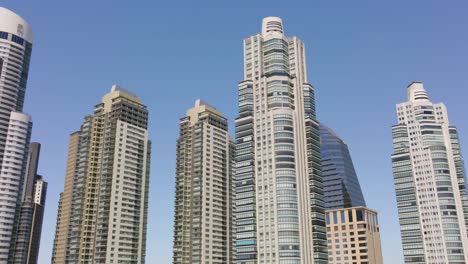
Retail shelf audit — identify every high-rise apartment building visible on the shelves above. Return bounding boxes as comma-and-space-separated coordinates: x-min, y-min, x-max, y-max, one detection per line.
320, 124, 366, 210
172, 100, 234, 264
326, 207, 383, 264
0, 112, 32, 261
52, 132, 79, 263
0, 7, 33, 168
52, 85, 151, 263
11, 142, 47, 264
234, 17, 327, 263
0, 8, 36, 262
391, 82, 468, 263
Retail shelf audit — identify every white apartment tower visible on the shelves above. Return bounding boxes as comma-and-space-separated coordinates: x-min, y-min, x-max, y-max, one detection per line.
391, 82, 468, 263
234, 17, 327, 264
0, 112, 32, 261
0, 8, 33, 168
172, 100, 234, 264
0, 8, 42, 262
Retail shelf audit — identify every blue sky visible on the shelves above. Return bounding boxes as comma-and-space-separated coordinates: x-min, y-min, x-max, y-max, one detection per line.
3, 1, 468, 263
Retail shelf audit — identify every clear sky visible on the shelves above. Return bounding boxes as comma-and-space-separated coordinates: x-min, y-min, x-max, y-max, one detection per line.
2, 1, 468, 263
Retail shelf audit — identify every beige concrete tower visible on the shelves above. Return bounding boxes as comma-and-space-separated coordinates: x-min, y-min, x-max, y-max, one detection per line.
51, 86, 151, 263
172, 100, 234, 264
51, 132, 79, 263
326, 207, 383, 264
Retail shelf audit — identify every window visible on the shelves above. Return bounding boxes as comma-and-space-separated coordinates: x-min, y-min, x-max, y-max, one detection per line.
11, 35, 24, 45
356, 210, 364, 221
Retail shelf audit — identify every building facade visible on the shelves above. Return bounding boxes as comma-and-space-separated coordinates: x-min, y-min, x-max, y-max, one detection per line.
11, 142, 47, 264
320, 124, 366, 210
0, 112, 32, 261
326, 207, 383, 264
172, 100, 234, 264
0, 8, 36, 262
0, 7, 33, 168
234, 17, 327, 264
52, 85, 151, 263
391, 82, 468, 263
51, 132, 79, 263
320, 124, 383, 264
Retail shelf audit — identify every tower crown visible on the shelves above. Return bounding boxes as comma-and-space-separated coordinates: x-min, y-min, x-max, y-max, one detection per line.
407, 81, 430, 102
262, 17, 284, 37
0, 7, 33, 43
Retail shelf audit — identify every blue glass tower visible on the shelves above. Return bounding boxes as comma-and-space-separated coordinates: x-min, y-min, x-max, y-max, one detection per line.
320, 124, 366, 210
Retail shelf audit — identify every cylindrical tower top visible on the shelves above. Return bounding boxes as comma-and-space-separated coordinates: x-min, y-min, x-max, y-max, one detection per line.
262, 16, 284, 37
0, 7, 33, 43
407, 81, 430, 102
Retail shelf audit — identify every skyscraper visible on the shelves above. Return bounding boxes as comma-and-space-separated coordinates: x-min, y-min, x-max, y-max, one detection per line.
0, 112, 32, 261
172, 100, 234, 264
0, 8, 33, 168
391, 82, 468, 263
0, 8, 35, 262
234, 17, 327, 263
11, 142, 47, 264
52, 85, 151, 263
320, 124, 366, 210
51, 132, 79, 263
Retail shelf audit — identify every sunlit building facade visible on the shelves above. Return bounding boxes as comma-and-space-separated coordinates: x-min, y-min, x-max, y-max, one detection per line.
52, 86, 151, 263
326, 207, 383, 264
172, 100, 234, 264
234, 17, 327, 264
51, 132, 79, 263
0, 7, 33, 169
0, 112, 32, 261
0, 8, 36, 262
391, 82, 468, 263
